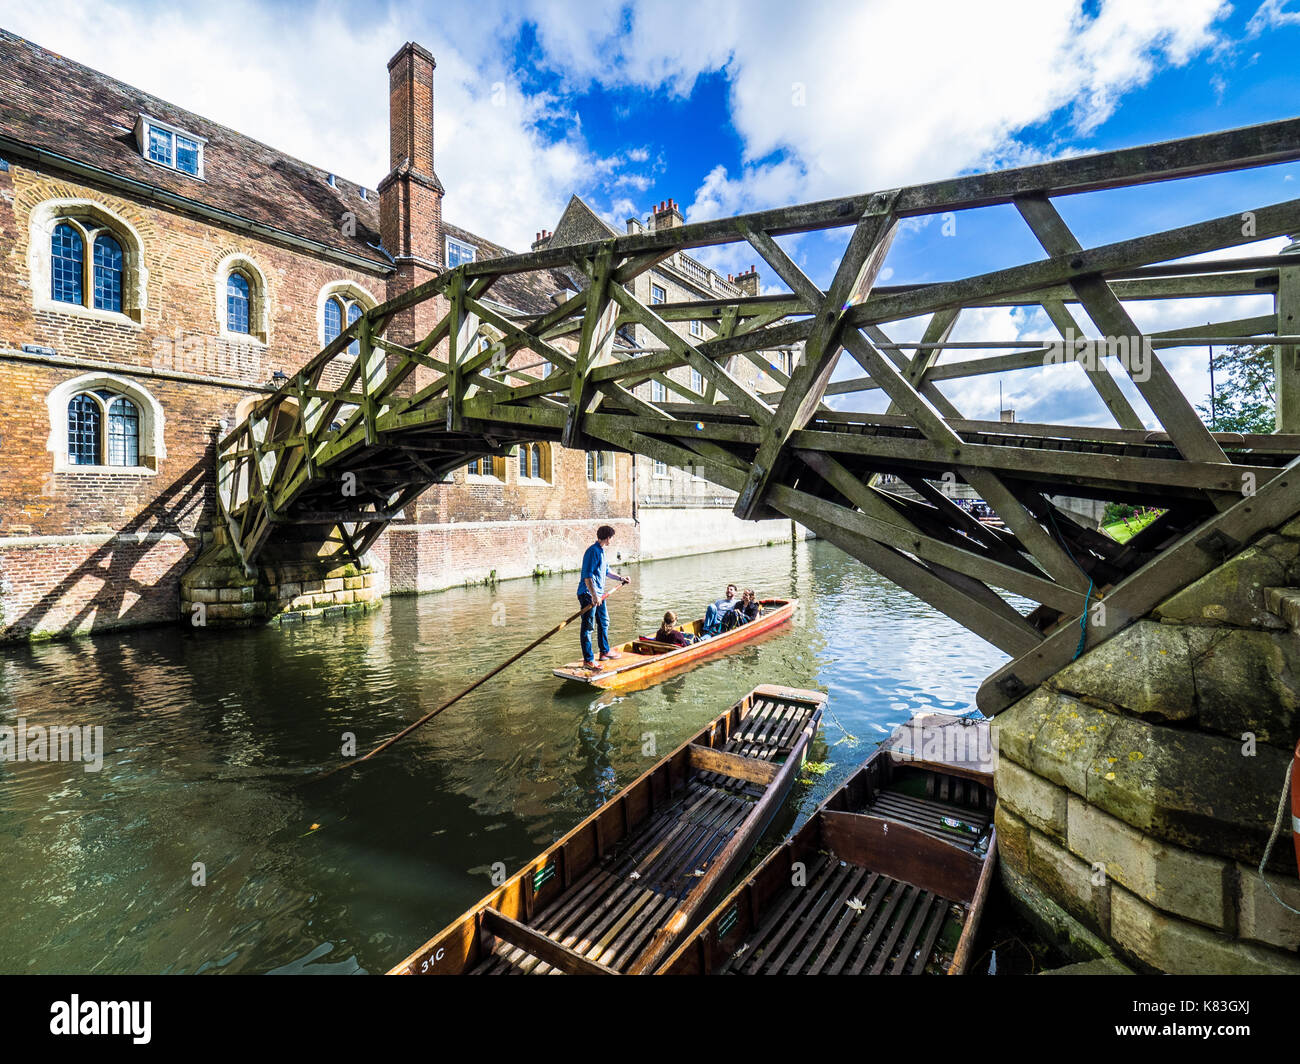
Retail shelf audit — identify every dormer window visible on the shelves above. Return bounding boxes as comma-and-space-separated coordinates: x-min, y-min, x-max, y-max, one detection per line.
136, 115, 204, 178
446, 236, 476, 269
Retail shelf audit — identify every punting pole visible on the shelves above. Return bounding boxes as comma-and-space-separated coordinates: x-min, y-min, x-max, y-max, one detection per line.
311, 581, 627, 782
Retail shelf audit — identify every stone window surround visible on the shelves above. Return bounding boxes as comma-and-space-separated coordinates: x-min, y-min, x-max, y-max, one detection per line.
214, 252, 270, 345
466, 454, 506, 482
45, 371, 166, 475
515, 442, 554, 486
29, 198, 148, 325
315, 280, 380, 348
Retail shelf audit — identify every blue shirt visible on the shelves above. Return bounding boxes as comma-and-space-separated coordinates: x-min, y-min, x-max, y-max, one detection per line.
578, 542, 607, 597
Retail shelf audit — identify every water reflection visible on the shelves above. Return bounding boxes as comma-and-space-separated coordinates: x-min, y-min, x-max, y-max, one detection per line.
0, 538, 1007, 973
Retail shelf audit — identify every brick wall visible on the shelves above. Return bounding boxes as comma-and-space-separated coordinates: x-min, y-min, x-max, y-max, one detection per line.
0, 156, 635, 640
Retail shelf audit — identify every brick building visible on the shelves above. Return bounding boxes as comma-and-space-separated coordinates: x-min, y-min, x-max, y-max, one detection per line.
540, 195, 800, 559
0, 31, 636, 640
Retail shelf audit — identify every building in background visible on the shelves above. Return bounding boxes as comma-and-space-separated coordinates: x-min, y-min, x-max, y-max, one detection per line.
0, 32, 635, 639
540, 195, 802, 562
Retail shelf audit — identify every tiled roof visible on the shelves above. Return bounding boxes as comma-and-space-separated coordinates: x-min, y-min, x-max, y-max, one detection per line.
442, 220, 580, 319
0, 28, 579, 318
0, 28, 388, 266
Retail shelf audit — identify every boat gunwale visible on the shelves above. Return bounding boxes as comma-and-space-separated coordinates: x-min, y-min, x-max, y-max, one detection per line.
553, 598, 797, 688
386, 683, 827, 976
656, 738, 998, 976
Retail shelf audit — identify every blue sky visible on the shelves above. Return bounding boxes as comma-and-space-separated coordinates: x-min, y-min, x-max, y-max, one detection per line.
5, 0, 1300, 424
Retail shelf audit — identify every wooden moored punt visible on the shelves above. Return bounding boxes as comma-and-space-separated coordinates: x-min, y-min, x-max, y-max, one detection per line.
553, 598, 796, 689
658, 713, 997, 975
388, 684, 827, 975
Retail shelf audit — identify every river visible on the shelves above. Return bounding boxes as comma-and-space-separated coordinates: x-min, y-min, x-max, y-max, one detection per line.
0, 537, 1011, 974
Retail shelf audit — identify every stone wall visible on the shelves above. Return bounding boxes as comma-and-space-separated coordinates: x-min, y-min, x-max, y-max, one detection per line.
179, 536, 382, 628
635, 505, 800, 562
993, 519, 1300, 973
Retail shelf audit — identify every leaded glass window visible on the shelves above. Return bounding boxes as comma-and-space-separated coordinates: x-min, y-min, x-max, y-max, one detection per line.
93, 234, 123, 312
52, 224, 84, 305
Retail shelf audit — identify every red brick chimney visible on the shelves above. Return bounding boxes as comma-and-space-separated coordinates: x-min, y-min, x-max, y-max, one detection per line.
379, 42, 445, 345
735, 264, 759, 297
652, 198, 684, 232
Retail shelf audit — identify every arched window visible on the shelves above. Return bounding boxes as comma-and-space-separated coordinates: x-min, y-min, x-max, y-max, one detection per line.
47, 374, 163, 473
586, 450, 611, 485
93, 234, 123, 312
32, 201, 147, 321
323, 297, 342, 347
67, 393, 100, 465
65, 390, 140, 467
51, 223, 84, 305
517, 443, 550, 482
323, 292, 367, 355
107, 396, 140, 466
226, 271, 251, 334
346, 301, 362, 356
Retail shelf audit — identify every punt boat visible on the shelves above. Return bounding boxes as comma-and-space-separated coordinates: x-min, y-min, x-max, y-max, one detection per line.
388, 684, 826, 975
553, 598, 796, 689
658, 713, 997, 975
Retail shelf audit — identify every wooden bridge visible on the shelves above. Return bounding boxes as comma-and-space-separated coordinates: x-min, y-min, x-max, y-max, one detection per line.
217, 115, 1300, 714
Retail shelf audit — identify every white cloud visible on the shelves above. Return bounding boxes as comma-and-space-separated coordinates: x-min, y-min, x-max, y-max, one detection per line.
0, 0, 641, 250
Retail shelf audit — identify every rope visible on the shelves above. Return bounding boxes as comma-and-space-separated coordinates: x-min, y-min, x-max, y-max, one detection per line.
1074, 578, 1093, 661
1258, 757, 1300, 915
1043, 503, 1093, 662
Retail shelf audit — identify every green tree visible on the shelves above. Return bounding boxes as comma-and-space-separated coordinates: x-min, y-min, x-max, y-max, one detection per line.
1198, 344, 1275, 434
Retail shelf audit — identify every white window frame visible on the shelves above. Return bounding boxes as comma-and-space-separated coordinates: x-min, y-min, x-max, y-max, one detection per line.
653, 459, 669, 477
689, 319, 703, 338
690, 368, 703, 393
466, 455, 504, 482
650, 283, 667, 305
46, 372, 165, 475
446, 236, 477, 269
650, 379, 667, 403
136, 115, 205, 178
587, 450, 613, 487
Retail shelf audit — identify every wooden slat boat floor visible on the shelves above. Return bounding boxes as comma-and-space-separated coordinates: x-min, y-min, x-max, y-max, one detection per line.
473, 780, 756, 974
470, 693, 819, 975
723, 853, 957, 976
862, 791, 992, 852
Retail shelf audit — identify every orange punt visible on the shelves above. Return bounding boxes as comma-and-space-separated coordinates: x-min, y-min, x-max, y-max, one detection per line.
553, 598, 797, 690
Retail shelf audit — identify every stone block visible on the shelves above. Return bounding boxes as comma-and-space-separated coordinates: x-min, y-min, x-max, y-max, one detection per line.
344, 576, 364, 590
1235, 863, 1300, 951
994, 804, 1030, 874
1066, 795, 1229, 928
1026, 692, 1118, 796
1084, 714, 1292, 865
1188, 627, 1300, 746
988, 687, 1051, 767
323, 577, 344, 593
279, 581, 301, 601
186, 587, 221, 604
1155, 542, 1294, 629
1051, 620, 1195, 722
1029, 829, 1109, 935
1110, 886, 1300, 974
996, 757, 1068, 839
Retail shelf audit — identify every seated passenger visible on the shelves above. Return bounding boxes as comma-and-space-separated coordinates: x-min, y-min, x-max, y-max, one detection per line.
720, 589, 761, 631
655, 611, 695, 646
702, 584, 740, 635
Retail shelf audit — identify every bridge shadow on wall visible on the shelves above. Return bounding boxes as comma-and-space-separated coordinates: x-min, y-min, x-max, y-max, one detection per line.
5, 452, 214, 641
